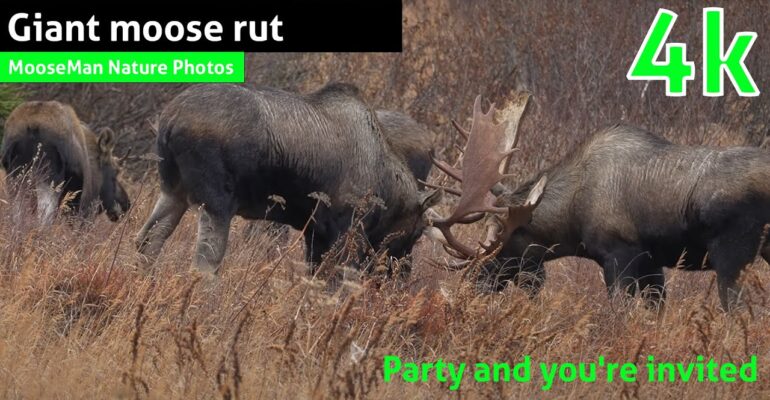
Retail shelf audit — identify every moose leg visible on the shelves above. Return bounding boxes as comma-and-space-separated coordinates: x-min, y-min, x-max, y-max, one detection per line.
600, 247, 649, 299
477, 259, 510, 293
707, 217, 767, 311
476, 257, 545, 297
708, 239, 754, 312
194, 206, 233, 276
136, 192, 188, 263
637, 266, 665, 310
711, 254, 745, 312
304, 231, 333, 275
513, 261, 547, 298
760, 241, 770, 266
35, 181, 59, 225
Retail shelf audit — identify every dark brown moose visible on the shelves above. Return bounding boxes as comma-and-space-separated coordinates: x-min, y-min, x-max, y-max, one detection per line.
136, 83, 440, 276
241, 108, 437, 241
431, 96, 770, 311
1, 100, 131, 223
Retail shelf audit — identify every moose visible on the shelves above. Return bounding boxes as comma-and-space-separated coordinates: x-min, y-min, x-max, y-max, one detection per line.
241, 108, 437, 240
429, 96, 770, 311
1, 100, 131, 223
136, 83, 441, 276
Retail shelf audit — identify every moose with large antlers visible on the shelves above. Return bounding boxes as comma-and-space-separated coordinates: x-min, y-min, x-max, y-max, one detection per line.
136, 83, 442, 276
430, 95, 770, 311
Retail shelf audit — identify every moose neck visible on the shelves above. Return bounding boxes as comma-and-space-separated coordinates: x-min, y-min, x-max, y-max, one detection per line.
364, 147, 421, 246
504, 161, 585, 261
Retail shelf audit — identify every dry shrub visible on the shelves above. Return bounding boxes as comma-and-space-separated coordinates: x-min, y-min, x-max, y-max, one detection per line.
0, 176, 768, 398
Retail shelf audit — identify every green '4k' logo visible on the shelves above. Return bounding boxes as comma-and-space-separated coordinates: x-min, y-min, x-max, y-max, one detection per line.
627, 8, 759, 97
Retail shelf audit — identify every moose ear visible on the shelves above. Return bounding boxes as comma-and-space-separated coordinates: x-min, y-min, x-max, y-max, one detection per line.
419, 189, 443, 211
525, 175, 547, 207
97, 127, 116, 153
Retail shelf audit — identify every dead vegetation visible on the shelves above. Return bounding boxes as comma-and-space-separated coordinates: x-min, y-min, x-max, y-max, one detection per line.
1, 178, 769, 399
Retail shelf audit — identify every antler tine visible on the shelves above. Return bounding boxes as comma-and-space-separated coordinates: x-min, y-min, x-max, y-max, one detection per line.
431, 155, 463, 183
424, 225, 474, 260
498, 92, 531, 173
451, 119, 470, 141
472, 95, 484, 116
449, 96, 512, 218
432, 221, 478, 259
426, 93, 537, 266
426, 215, 488, 260
419, 180, 462, 197
146, 117, 159, 136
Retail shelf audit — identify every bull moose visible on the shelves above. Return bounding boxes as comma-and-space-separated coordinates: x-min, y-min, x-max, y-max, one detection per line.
428, 96, 770, 311
136, 83, 441, 276
241, 108, 437, 240
1, 101, 131, 222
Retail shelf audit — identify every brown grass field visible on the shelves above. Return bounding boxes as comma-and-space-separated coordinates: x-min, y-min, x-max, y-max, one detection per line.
3, 1, 770, 398
1, 174, 770, 399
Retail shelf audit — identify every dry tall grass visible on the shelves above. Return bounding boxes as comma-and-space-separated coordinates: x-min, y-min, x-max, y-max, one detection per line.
1, 172, 769, 399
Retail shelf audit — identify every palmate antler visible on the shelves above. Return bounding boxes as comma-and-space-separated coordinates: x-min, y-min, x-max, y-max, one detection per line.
426, 94, 546, 267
